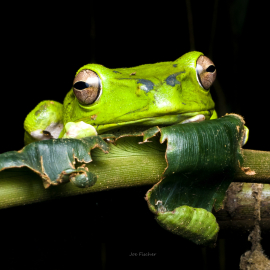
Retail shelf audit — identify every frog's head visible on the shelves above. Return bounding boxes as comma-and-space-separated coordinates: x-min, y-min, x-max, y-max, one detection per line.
63, 51, 217, 134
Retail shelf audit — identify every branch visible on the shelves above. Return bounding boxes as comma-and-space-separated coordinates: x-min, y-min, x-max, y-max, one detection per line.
214, 182, 270, 233
235, 149, 270, 184
0, 146, 269, 211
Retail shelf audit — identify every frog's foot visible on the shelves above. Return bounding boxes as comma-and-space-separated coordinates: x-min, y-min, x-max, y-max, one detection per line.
180, 114, 205, 124
63, 121, 97, 139
24, 100, 64, 145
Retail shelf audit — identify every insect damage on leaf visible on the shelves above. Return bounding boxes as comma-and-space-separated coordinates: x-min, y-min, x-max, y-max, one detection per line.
0, 136, 110, 188
144, 114, 246, 246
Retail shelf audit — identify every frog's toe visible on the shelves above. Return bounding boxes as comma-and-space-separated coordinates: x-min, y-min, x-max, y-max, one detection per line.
30, 122, 64, 141
63, 121, 97, 139
181, 114, 205, 124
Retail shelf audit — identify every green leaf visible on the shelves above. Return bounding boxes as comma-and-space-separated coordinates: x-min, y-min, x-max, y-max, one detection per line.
0, 136, 167, 209
0, 136, 110, 188
145, 114, 245, 246
0, 114, 245, 246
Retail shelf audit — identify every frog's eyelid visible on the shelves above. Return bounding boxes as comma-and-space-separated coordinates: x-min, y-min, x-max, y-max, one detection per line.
196, 65, 204, 89
196, 64, 203, 74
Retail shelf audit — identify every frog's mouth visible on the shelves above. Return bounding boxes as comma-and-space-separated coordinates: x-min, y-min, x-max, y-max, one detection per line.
95, 110, 215, 134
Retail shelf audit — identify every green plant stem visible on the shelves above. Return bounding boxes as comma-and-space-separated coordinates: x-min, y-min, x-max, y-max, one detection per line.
0, 149, 269, 210
235, 149, 270, 183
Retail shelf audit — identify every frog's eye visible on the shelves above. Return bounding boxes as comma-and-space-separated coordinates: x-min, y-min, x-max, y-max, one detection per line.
196, 56, 216, 90
73, 70, 101, 105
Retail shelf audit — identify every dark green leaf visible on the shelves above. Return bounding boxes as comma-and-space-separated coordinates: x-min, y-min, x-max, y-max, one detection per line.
0, 114, 245, 246
0, 136, 110, 188
145, 114, 245, 246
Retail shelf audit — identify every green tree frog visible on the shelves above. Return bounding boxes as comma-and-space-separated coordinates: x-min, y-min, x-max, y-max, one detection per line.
24, 51, 218, 144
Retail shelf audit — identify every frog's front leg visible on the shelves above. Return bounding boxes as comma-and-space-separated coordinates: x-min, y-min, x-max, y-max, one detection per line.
24, 100, 64, 145
24, 100, 98, 145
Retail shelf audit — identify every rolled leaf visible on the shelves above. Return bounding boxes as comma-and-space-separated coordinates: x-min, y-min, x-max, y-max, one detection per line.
145, 114, 245, 246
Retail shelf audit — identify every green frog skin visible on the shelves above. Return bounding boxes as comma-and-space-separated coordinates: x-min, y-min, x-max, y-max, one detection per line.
24, 51, 217, 144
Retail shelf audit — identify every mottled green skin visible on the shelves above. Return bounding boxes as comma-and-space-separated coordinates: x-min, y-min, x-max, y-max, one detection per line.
24, 101, 63, 144
61, 51, 216, 135
24, 101, 63, 133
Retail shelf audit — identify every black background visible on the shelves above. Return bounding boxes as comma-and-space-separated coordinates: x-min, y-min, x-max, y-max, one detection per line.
1, 1, 268, 269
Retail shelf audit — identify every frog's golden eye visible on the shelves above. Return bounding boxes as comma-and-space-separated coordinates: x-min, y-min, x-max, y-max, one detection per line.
196, 56, 216, 90
73, 70, 101, 105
